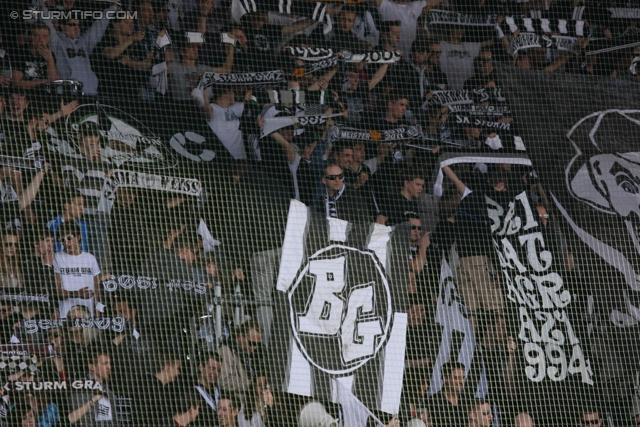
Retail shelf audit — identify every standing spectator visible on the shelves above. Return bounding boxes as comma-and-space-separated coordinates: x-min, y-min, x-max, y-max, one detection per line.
39, 2, 118, 96
192, 86, 251, 160
439, 26, 492, 90
441, 165, 504, 330
0, 230, 22, 288
218, 395, 240, 427
329, 6, 367, 51
0, 28, 12, 88
92, 17, 150, 99
21, 228, 55, 296
166, 392, 201, 427
577, 408, 603, 427
376, 169, 424, 226
58, 122, 112, 270
67, 349, 115, 426
465, 399, 493, 427
428, 361, 468, 427
343, 141, 379, 219
316, 164, 368, 223
464, 50, 497, 90
372, 0, 433, 61
63, 305, 100, 379
513, 412, 535, 427
47, 190, 88, 253
168, 36, 235, 102
217, 320, 265, 398
131, 352, 182, 426
380, 21, 402, 54
12, 23, 59, 90
426, 42, 447, 91
330, 141, 354, 173
54, 221, 101, 318
193, 353, 223, 427
388, 37, 430, 113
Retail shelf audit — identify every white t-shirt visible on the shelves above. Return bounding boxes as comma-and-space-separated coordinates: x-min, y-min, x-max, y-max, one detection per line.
54, 251, 100, 318
378, 0, 426, 58
208, 102, 247, 159
439, 41, 481, 90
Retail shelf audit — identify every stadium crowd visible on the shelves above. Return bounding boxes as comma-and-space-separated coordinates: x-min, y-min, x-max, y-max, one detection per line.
0, 0, 638, 426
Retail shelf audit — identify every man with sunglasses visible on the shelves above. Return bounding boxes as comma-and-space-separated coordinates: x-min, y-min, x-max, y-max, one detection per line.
316, 164, 368, 224
217, 320, 265, 400
39, 2, 120, 96
577, 408, 603, 427
53, 221, 101, 319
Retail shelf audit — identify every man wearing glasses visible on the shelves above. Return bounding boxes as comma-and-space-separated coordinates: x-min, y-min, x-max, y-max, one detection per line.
316, 164, 368, 224
39, 2, 120, 96
53, 221, 101, 318
578, 408, 603, 427
217, 320, 265, 400
464, 50, 497, 90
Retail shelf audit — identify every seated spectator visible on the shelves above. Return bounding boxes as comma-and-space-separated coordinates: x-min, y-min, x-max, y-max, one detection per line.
218, 393, 240, 427
439, 26, 492, 90
67, 348, 115, 425
168, 36, 235, 102
193, 352, 223, 427
39, 2, 118, 96
92, 17, 150, 98
464, 50, 496, 90
217, 320, 265, 397
54, 221, 101, 318
47, 190, 88, 254
428, 361, 467, 427
465, 399, 493, 427
12, 22, 59, 90
0, 230, 22, 288
513, 412, 535, 427
376, 169, 424, 226
21, 227, 55, 296
316, 164, 368, 223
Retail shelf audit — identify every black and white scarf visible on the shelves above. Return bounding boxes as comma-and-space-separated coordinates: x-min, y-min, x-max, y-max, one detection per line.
197, 70, 285, 89
343, 50, 402, 64
447, 104, 512, 116
507, 33, 578, 56
329, 124, 422, 143
325, 184, 346, 218
287, 46, 334, 61
502, 16, 585, 37
427, 9, 498, 27
422, 87, 506, 109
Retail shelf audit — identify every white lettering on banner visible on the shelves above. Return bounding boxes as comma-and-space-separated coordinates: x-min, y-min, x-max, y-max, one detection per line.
290, 246, 391, 374
24, 317, 125, 334
488, 191, 593, 385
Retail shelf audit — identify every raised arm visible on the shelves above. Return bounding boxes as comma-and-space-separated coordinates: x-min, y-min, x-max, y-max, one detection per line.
282, 19, 316, 38
212, 42, 235, 74
102, 32, 144, 60
19, 165, 48, 210
82, 5, 119, 54
442, 165, 467, 196
369, 63, 389, 90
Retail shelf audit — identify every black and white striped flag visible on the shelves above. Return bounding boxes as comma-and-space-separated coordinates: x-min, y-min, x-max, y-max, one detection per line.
269, 200, 410, 425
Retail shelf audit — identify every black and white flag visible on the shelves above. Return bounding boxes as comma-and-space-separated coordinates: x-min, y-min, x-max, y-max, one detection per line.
270, 200, 409, 425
